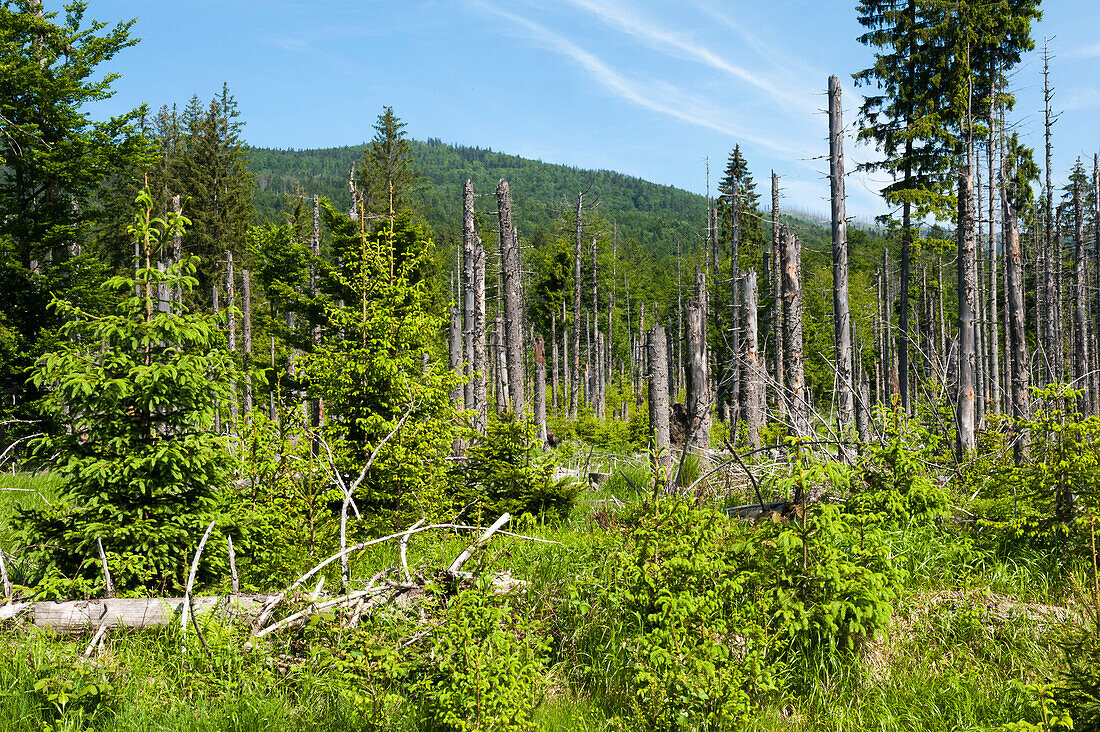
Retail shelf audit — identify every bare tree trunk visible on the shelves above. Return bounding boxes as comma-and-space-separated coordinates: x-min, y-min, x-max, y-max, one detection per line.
1093, 155, 1100, 414
497, 180, 525, 415
988, 116, 1002, 416
1043, 40, 1058, 386
648, 324, 671, 470
686, 268, 711, 456
729, 182, 741, 427
1002, 183, 1030, 461
171, 195, 183, 304
462, 181, 476, 414
571, 192, 583, 419
551, 313, 559, 413
466, 181, 488, 434
771, 172, 784, 415
449, 304, 463, 409
740, 272, 762, 450
534, 336, 547, 445
828, 75, 854, 446
562, 299, 569, 415
781, 225, 809, 438
226, 252, 239, 425
242, 269, 253, 416
957, 160, 978, 456
1074, 178, 1090, 414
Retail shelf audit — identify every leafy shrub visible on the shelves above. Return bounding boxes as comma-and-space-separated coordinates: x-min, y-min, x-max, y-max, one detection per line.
19, 193, 238, 595
414, 582, 549, 732
569, 498, 773, 730
849, 422, 949, 526
456, 416, 579, 521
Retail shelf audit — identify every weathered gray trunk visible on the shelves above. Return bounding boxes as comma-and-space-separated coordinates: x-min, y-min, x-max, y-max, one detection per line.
171, 195, 183, 305
988, 115, 1002, 416
497, 180, 525, 415
740, 272, 762, 450
1002, 187, 1029, 460
771, 172, 784, 415
686, 268, 711, 456
551, 313, 559, 413
781, 225, 809, 438
729, 181, 741, 426
465, 181, 488, 433
1074, 179, 1090, 415
242, 269, 253, 415
534, 336, 547, 445
226, 252, 239, 424
571, 192, 583, 419
462, 181, 476, 413
449, 304, 463, 408
828, 75, 854, 445
957, 164, 978, 456
647, 324, 671, 469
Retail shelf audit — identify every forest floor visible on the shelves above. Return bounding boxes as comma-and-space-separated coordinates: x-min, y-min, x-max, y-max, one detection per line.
0, 462, 1078, 731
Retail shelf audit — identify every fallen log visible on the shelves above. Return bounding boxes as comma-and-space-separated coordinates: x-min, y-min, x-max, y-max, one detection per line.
0, 595, 269, 633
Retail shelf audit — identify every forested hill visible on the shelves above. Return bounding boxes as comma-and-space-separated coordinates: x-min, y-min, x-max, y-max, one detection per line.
249, 139, 710, 258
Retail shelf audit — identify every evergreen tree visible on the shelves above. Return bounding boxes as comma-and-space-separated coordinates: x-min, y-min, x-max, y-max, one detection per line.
717, 146, 765, 270
0, 0, 148, 419
354, 106, 423, 222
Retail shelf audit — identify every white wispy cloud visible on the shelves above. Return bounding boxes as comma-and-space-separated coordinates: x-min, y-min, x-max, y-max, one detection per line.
469, 0, 809, 157
561, 0, 819, 114
1064, 42, 1100, 61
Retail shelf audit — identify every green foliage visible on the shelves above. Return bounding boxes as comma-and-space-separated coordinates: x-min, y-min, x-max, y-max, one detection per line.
355, 106, 424, 219
303, 206, 454, 530
414, 582, 549, 732
849, 412, 949, 526
577, 498, 772, 730
19, 192, 238, 595
456, 417, 579, 522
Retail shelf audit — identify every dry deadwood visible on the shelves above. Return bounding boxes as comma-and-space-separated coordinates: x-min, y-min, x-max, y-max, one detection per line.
0, 595, 270, 632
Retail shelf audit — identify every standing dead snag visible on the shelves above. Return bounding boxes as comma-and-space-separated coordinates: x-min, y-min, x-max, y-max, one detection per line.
463, 180, 487, 434
781, 225, 809, 438
828, 75, 854, 450
1002, 171, 1029, 460
571, 191, 583, 420
957, 161, 978, 456
686, 267, 711, 457
647, 324, 671, 471
1073, 177, 1090, 416
534, 336, 547, 446
740, 272, 762, 450
497, 180, 525, 415
771, 172, 785, 415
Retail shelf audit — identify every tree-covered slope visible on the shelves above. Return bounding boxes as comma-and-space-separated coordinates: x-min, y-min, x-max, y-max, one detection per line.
249, 139, 709, 259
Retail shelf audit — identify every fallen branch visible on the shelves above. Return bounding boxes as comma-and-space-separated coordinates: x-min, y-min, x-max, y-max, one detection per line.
0, 595, 269, 632
447, 513, 511, 578
182, 520, 216, 656
254, 587, 387, 639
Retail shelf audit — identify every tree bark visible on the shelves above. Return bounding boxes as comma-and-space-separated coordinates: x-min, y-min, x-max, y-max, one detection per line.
1002, 185, 1029, 460
781, 225, 809, 438
686, 267, 711, 456
534, 336, 547, 445
497, 180, 525, 415
740, 272, 762, 450
828, 75, 855, 446
571, 192, 583, 419
242, 268, 253, 415
463, 181, 487, 434
771, 172, 785, 415
226, 251, 239, 425
647, 324, 671, 470
957, 163, 978, 456
1074, 178, 1090, 415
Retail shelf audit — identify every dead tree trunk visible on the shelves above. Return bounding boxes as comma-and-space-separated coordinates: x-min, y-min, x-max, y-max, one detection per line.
464, 181, 488, 434
1074, 178, 1090, 414
462, 181, 476, 413
828, 75, 854, 446
686, 268, 711, 456
988, 113, 1002, 416
226, 252, 239, 425
449, 304, 463, 409
497, 180, 525, 415
171, 195, 183, 305
781, 225, 809, 438
648, 324, 671, 470
957, 162, 978, 456
242, 269, 253, 415
740, 272, 762, 450
771, 172, 785, 415
1002, 184, 1030, 460
551, 313, 559, 413
534, 336, 547, 445
571, 192, 583, 419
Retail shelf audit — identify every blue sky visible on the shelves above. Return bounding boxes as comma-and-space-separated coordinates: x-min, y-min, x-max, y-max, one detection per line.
75, 0, 1100, 222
